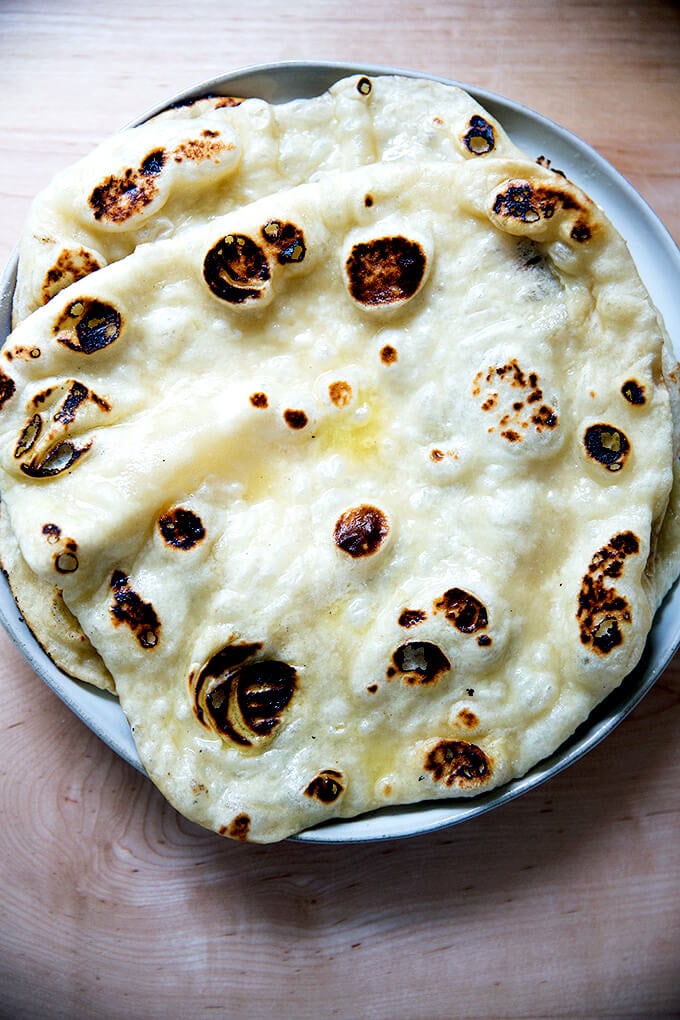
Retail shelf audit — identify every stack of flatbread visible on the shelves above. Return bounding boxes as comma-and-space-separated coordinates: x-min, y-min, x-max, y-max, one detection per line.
1, 73, 678, 842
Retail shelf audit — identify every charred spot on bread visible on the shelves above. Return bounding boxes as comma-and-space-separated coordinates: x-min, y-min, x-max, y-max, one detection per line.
463, 115, 495, 155
388, 641, 451, 685
158, 507, 206, 550
54, 298, 122, 354
345, 236, 427, 306
203, 234, 271, 303
583, 424, 630, 472
334, 505, 389, 557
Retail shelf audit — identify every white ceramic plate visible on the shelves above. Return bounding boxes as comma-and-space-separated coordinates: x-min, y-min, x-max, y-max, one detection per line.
1, 61, 679, 844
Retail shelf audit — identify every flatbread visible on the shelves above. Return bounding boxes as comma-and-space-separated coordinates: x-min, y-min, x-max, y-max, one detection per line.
12, 73, 524, 325
0, 154, 674, 841
0, 499, 114, 691
6, 73, 526, 689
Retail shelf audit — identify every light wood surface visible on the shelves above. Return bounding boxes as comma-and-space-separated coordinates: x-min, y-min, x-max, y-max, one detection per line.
1, 3, 679, 1017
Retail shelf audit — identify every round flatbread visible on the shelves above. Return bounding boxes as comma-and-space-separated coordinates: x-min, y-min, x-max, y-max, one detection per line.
0, 155, 674, 841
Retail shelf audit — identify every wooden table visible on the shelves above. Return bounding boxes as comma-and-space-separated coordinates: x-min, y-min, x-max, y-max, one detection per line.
1, 3, 678, 1017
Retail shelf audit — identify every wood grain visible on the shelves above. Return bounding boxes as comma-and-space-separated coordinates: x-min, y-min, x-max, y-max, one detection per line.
1, 2, 679, 1018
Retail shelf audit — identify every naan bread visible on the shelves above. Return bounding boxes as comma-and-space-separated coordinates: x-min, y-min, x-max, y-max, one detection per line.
6, 73, 526, 688
12, 74, 524, 325
0, 499, 114, 691
0, 154, 674, 841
